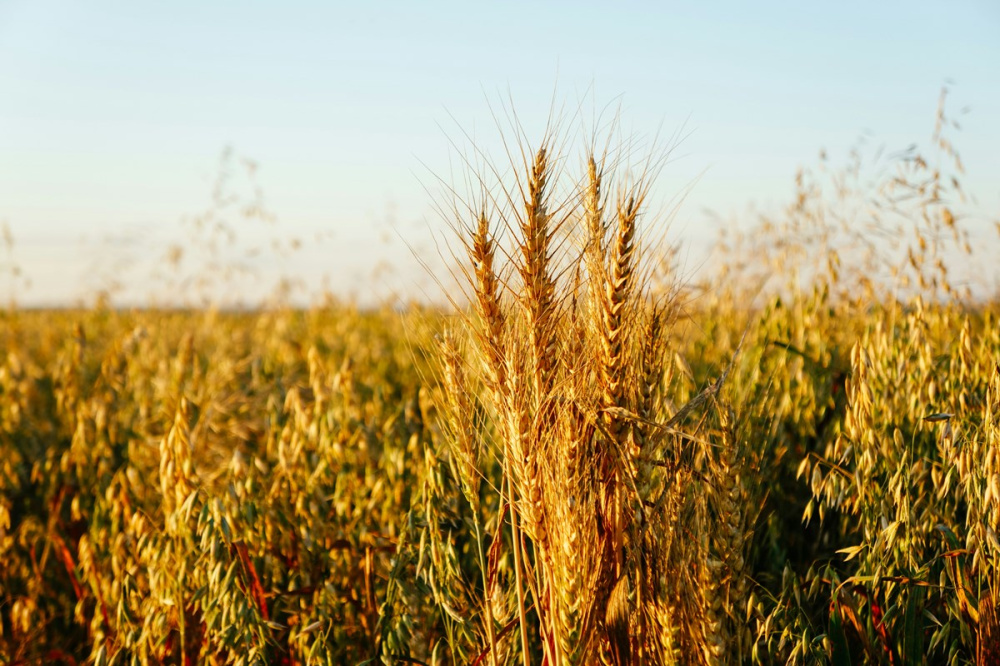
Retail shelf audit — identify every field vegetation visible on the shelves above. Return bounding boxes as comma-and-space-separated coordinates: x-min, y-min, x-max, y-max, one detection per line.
1, 90, 998, 664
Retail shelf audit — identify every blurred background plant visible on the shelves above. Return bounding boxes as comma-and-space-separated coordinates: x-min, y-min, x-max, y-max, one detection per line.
0, 221, 30, 311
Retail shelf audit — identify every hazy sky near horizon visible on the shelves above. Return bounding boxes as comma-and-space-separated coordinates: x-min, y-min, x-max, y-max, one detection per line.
1, 1, 998, 305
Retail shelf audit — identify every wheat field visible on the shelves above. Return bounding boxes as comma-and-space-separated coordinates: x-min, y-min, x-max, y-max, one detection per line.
1, 93, 999, 665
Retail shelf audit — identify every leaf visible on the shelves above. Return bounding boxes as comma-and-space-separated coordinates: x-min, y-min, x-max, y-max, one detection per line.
902, 583, 925, 664
829, 601, 852, 666
837, 545, 864, 562
935, 524, 960, 549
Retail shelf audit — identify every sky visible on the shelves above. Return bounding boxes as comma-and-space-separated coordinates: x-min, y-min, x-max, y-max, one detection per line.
0, 1, 998, 306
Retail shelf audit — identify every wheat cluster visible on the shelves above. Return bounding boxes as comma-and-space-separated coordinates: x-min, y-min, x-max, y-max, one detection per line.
423, 130, 756, 665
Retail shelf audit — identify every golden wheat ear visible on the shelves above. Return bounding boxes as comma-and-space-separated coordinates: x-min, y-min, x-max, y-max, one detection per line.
470, 210, 507, 395
517, 146, 560, 401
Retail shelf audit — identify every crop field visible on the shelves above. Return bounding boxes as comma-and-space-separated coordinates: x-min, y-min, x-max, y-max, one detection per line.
2, 99, 999, 665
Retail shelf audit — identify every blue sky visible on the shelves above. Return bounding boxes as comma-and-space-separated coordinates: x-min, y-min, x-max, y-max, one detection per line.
1, 1, 998, 305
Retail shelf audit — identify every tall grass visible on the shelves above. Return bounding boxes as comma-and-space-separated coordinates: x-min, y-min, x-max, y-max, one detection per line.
1, 90, 998, 664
